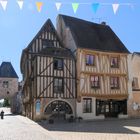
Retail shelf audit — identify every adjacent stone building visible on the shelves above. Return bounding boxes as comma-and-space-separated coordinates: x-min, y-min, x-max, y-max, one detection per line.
128, 52, 140, 117
0, 62, 19, 112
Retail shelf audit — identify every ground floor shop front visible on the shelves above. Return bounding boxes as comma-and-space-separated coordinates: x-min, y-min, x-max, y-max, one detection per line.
23, 97, 131, 121
23, 98, 76, 121
76, 97, 128, 120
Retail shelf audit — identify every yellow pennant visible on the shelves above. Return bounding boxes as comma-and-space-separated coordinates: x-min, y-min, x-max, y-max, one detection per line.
36, 2, 43, 12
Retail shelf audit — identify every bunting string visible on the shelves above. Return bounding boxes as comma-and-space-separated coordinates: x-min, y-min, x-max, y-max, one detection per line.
0, 1, 136, 15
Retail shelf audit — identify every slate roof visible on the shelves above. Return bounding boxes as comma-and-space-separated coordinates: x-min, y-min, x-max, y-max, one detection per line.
0, 62, 18, 78
133, 52, 140, 55
59, 14, 130, 53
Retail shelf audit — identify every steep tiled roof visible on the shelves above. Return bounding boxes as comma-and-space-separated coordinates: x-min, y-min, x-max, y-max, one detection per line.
0, 62, 18, 78
59, 14, 130, 53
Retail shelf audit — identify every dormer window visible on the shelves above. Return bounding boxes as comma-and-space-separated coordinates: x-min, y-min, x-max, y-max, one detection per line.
110, 57, 119, 68
86, 54, 95, 66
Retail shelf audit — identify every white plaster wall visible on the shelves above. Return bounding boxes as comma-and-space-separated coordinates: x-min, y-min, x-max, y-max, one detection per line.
76, 97, 104, 120
127, 54, 133, 100
127, 53, 140, 117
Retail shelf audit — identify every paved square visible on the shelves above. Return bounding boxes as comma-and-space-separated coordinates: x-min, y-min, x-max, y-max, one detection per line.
39, 118, 140, 140
1, 107, 140, 140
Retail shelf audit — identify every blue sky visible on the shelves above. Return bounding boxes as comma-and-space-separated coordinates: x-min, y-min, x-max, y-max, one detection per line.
0, 0, 139, 81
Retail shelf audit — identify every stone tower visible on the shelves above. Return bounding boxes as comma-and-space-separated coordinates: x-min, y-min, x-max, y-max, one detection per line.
0, 62, 18, 102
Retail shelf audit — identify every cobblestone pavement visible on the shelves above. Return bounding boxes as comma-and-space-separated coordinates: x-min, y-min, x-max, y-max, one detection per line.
39, 118, 140, 140
1, 107, 140, 140
0, 108, 56, 140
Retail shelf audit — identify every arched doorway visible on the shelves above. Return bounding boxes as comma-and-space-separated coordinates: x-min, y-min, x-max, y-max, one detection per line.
44, 100, 73, 120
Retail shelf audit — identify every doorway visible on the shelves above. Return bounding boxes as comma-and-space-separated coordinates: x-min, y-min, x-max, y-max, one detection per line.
96, 99, 127, 118
44, 100, 73, 120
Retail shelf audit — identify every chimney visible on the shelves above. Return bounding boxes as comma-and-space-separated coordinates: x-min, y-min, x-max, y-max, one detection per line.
101, 21, 106, 25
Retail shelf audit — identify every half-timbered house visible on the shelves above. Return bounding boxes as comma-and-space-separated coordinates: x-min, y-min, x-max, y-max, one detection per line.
57, 15, 130, 120
20, 19, 76, 120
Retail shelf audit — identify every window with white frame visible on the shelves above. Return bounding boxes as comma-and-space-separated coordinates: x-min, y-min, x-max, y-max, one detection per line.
83, 98, 92, 113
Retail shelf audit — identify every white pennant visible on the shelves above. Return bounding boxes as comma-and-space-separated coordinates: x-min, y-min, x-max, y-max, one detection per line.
55, 2, 62, 11
0, 0, 8, 11
112, 4, 119, 14
17, 0, 24, 10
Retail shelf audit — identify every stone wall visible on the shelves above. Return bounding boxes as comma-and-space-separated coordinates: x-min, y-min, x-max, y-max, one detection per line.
0, 78, 18, 99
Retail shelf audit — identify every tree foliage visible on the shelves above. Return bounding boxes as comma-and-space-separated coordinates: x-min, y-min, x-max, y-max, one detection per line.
3, 98, 10, 107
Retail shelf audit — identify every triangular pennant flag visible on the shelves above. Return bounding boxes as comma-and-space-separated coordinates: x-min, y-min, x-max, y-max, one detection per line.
55, 2, 62, 11
0, 0, 8, 11
72, 3, 79, 14
36, 2, 43, 12
92, 3, 100, 13
112, 4, 119, 14
17, 0, 24, 10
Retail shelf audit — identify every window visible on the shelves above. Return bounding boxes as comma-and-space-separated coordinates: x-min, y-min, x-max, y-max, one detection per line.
54, 58, 63, 70
90, 76, 100, 88
86, 55, 95, 66
132, 77, 139, 89
83, 98, 92, 113
42, 40, 53, 48
54, 78, 63, 93
2, 81, 9, 88
110, 77, 119, 89
110, 57, 119, 68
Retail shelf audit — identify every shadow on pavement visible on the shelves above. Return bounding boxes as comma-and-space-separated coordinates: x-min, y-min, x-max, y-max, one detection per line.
37, 118, 140, 134
4, 114, 17, 116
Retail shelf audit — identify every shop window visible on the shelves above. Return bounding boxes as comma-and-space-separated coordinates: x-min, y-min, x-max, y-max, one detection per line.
83, 98, 92, 113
